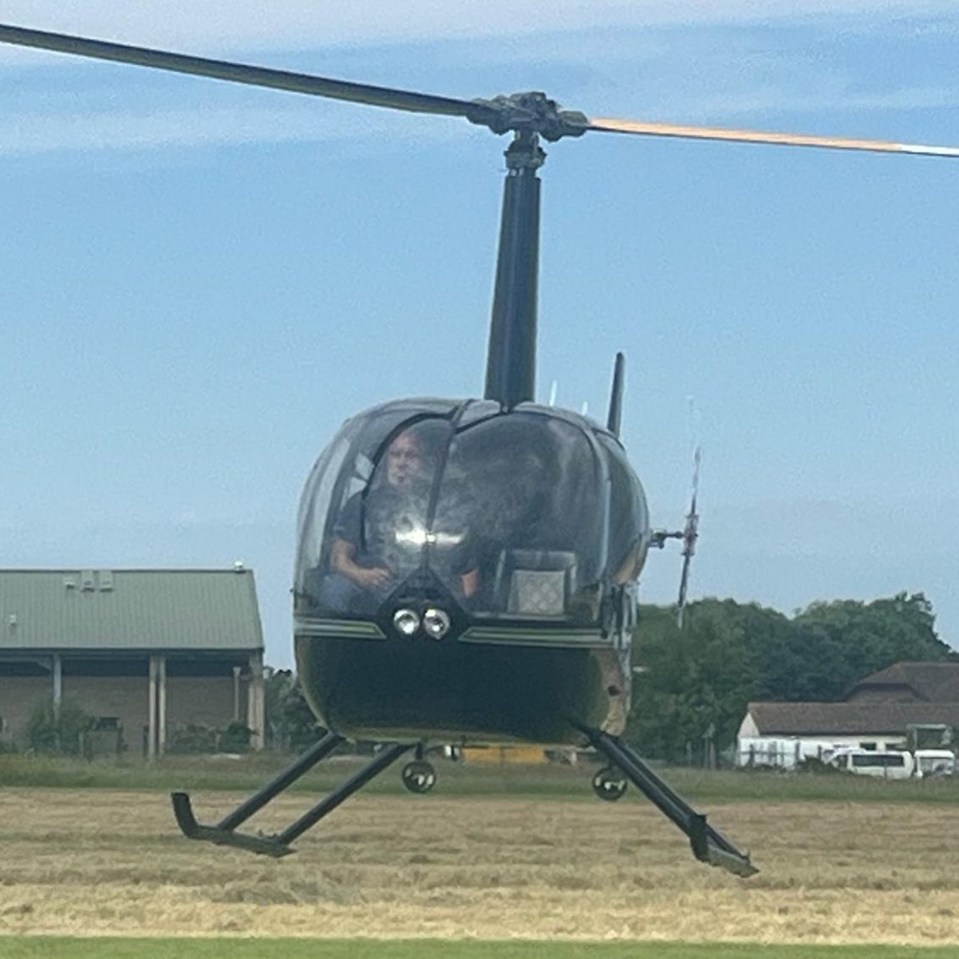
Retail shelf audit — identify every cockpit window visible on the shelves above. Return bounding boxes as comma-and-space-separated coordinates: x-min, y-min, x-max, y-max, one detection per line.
597, 433, 649, 583
295, 402, 628, 624
344, 418, 458, 588
432, 413, 606, 618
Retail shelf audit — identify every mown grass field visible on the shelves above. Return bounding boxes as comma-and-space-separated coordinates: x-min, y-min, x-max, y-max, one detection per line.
2, 756, 959, 949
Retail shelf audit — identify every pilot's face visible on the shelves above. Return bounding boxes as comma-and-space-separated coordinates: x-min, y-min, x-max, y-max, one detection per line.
386, 433, 423, 488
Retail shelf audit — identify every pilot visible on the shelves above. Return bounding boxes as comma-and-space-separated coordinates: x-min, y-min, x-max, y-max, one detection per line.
318, 428, 478, 613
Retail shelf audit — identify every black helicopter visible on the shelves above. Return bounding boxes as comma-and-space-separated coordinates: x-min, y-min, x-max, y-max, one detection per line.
3, 23, 954, 880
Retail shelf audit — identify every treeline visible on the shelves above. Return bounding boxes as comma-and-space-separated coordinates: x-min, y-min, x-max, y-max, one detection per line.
628, 592, 950, 761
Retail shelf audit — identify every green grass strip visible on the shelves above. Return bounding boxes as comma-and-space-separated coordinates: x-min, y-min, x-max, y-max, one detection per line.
2, 939, 958, 959
4, 754, 959, 805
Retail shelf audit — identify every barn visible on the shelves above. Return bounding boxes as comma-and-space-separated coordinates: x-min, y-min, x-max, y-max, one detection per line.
0, 567, 266, 756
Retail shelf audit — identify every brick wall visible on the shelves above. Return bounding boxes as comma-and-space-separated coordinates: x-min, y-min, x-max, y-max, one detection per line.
0, 671, 251, 754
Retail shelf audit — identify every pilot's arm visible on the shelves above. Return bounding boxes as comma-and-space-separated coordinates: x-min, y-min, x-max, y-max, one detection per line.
330, 537, 392, 589
460, 567, 479, 598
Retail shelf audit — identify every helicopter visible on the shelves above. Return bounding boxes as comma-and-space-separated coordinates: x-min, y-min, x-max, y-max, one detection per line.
3, 23, 955, 881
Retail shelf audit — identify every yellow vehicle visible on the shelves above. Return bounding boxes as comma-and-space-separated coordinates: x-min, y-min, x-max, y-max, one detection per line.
461, 745, 547, 765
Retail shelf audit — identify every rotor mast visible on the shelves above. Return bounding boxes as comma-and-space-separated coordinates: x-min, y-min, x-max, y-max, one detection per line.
477, 93, 587, 409
484, 130, 545, 408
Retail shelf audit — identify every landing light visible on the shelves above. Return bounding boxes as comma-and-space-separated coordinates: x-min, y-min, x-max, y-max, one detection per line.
392, 608, 420, 637
422, 607, 451, 640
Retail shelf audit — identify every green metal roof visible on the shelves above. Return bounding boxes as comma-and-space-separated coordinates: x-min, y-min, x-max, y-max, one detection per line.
0, 568, 264, 653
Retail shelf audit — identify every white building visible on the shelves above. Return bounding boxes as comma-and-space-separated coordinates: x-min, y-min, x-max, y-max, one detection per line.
737, 662, 959, 769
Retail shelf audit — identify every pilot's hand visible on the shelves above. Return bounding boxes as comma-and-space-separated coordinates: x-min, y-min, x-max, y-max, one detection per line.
355, 566, 392, 589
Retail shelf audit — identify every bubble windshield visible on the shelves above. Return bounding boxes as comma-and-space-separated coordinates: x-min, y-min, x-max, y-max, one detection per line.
295, 401, 641, 623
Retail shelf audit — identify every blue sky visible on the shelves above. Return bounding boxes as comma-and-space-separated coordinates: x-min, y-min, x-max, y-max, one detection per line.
1, 3, 957, 667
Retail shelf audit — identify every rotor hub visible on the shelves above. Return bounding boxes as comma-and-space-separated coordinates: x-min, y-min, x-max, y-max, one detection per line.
468, 91, 589, 142
504, 131, 547, 171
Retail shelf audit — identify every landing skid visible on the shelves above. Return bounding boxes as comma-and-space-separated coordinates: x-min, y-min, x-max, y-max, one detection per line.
585, 728, 757, 877
170, 729, 756, 876
171, 731, 412, 857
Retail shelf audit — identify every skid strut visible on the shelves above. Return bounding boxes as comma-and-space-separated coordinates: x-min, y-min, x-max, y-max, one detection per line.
587, 729, 757, 877
171, 732, 413, 856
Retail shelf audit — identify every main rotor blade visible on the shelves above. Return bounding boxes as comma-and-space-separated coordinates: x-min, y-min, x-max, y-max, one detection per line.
6, 22, 955, 153
0, 23, 496, 124
588, 117, 959, 159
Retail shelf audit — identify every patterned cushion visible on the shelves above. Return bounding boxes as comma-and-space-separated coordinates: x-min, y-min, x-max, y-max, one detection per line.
509, 569, 566, 615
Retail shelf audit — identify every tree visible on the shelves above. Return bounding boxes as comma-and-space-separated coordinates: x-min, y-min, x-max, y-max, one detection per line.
24, 700, 95, 756
792, 592, 949, 699
628, 600, 781, 761
263, 668, 326, 751
627, 592, 949, 761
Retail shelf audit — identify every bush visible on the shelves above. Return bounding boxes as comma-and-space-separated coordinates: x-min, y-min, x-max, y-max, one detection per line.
218, 722, 252, 754
166, 722, 253, 755
166, 723, 218, 755
24, 701, 95, 756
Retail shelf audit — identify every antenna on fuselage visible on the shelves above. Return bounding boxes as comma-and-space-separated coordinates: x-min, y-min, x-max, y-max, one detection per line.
675, 398, 702, 628
606, 352, 625, 437
675, 444, 701, 629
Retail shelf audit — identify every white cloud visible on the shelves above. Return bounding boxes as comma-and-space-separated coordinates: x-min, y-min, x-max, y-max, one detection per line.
0, 102, 472, 155
672, 85, 959, 123
0, 1, 956, 54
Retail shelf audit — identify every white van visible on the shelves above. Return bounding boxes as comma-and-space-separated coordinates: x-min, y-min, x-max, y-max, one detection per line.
829, 749, 914, 779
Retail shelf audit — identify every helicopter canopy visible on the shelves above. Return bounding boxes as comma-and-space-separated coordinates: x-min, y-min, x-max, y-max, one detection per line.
295, 399, 649, 624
